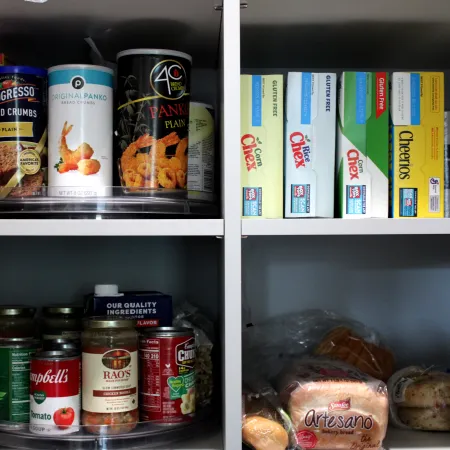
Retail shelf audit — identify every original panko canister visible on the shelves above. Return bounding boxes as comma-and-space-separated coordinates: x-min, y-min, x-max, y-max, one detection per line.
115, 49, 192, 195
48, 64, 113, 197
0, 66, 47, 199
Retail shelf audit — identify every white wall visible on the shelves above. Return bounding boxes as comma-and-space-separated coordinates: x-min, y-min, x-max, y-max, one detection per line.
243, 235, 450, 368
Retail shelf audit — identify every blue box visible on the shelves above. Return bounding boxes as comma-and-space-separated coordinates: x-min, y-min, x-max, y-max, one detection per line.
85, 291, 172, 327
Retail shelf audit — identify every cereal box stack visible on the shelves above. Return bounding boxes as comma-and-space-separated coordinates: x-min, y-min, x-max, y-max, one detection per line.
284, 72, 337, 217
336, 72, 390, 218
390, 72, 445, 218
240, 75, 283, 218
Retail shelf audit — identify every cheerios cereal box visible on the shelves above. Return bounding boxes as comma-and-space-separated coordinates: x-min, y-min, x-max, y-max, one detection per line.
390, 72, 444, 218
241, 75, 283, 218
336, 72, 389, 218
285, 72, 337, 217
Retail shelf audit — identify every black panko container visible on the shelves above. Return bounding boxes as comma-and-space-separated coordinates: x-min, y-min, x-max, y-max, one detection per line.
115, 49, 192, 198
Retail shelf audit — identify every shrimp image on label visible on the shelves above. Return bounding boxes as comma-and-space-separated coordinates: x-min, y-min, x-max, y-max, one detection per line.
48, 64, 113, 197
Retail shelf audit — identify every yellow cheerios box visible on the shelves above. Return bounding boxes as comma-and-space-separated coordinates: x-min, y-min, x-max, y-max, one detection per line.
390, 72, 444, 218
240, 75, 283, 218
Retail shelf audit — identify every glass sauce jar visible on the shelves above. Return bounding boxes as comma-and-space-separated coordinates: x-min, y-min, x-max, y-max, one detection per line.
42, 306, 83, 341
81, 318, 138, 434
0, 306, 36, 338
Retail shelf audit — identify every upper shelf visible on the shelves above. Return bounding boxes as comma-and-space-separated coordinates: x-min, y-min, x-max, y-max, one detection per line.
0, 0, 220, 68
242, 219, 450, 236
241, 0, 450, 68
0, 219, 224, 236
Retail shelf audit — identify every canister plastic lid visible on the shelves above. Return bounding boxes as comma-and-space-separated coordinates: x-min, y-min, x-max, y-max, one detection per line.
0, 66, 47, 77
94, 284, 119, 296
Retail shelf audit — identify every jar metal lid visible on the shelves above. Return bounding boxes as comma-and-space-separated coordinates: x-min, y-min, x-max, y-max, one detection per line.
34, 350, 80, 360
140, 327, 193, 337
43, 305, 84, 316
0, 306, 36, 317
84, 317, 136, 329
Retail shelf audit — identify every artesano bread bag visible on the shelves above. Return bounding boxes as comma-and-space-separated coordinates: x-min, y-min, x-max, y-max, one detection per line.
276, 358, 389, 450
388, 366, 450, 431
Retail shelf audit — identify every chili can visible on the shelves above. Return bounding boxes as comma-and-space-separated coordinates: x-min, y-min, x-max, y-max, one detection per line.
0, 66, 47, 199
29, 350, 80, 435
115, 49, 192, 195
48, 64, 113, 197
139, 327, 196, 423
0, 338, 41, 423
82, 318, 138, 435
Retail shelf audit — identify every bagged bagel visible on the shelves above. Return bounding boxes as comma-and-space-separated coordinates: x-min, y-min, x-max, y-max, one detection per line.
388, 366, 450, 431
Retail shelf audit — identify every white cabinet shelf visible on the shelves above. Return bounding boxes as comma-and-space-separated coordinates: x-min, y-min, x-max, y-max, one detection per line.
385, 428, 450, 450
168, 430, 222, 449
242, 218, 450, 236
0, 219, 224, 236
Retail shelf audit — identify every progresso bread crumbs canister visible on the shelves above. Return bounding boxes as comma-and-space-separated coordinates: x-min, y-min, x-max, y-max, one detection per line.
48, 64, 113, 197
115, 49, 191, 195
0, 66, 47, 199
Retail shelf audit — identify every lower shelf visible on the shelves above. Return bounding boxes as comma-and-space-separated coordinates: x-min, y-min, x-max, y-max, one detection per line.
0, 408, 220, 450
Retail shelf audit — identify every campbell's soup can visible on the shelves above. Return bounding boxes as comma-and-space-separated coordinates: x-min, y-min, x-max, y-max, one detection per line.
48, 64, 113, 197
139, 327, 196, 423
29, 351, 81, 435
115, 49, 191, 195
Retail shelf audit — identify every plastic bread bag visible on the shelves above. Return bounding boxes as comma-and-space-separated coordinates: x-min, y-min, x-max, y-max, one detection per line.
173, 302, 214, 407
388, 366, 450, 431
243, 309, 394, 382
242, 377, 296, 450
275, 357, 389, 450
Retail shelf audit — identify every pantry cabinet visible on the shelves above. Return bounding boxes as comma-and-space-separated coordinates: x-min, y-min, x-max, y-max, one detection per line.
1, 0, 450, 449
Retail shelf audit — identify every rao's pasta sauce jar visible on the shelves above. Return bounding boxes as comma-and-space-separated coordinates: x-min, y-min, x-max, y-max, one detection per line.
81, 318, 138, 435
139, 327, 196, 423
115, 49, 191, 195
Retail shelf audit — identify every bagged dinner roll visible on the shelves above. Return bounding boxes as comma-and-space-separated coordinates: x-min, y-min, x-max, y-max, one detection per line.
388, 366, 450, 431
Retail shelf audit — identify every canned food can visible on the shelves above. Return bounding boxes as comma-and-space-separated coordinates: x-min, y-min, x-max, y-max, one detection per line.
42, 338, 81, 353
0, 338, 41, 423
0, 66, 47, 199
48, 64, 113, 197
29, 350, 80, 435
115, 49, 192, 195
139, 327, 196, 423
188, 102, 215, 202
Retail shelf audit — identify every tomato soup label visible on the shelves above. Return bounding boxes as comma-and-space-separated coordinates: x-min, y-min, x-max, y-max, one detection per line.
139, 335, 196, 423
29, 357, 80, 435
82, 348, 138, 414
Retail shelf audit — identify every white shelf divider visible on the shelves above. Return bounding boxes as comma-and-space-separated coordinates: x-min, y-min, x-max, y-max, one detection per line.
242, 218, 450, 236
0, 219, 224, 237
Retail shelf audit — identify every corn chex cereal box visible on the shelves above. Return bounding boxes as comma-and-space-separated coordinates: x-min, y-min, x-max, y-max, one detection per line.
336, 72, 389, 218
241, 75, 283, 218
390, 72, 444, 218
285, 72, 337, 217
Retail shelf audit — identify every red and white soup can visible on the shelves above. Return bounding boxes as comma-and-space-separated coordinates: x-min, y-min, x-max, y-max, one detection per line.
29, 350, 80, 435
139, 327, 196, 423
